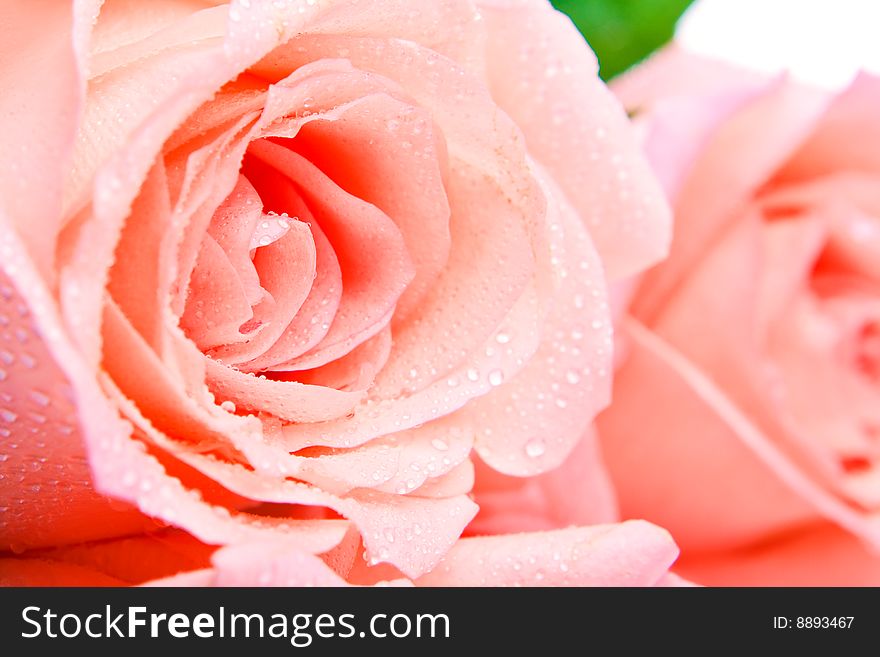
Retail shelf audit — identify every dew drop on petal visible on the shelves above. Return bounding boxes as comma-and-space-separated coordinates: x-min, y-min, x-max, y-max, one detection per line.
525, 438, 546, 458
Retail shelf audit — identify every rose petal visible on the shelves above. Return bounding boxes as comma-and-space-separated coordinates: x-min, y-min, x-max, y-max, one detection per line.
290, 91, 452, 323
477, 0, 671, 279
777, 73, 880, 182
179, 234, 255, 351
0, 0, 83, 275
631, 76, 828, 321
0, 558, 126, 587
598, 319, 880, 550
293, 327, 392, 391
162, 452, 478, 579
244, 140, 414, 369
34, 530, 214, 585
462, 165, 613, 476
469, 428, 618, 535
678, 523, 880, 586
415, 521, 679, 587
0, 251, 151, 551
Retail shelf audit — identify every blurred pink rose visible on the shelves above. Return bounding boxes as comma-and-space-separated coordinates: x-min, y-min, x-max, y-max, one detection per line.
0, 1, 674, 586
599, 46, 880, 585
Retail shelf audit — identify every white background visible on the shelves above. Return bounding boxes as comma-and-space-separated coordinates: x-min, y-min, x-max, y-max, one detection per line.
678, 0, 880, 88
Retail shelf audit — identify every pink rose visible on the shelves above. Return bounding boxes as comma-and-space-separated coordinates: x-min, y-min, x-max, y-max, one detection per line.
0, 0, 675, 586
599, 46, 880, 585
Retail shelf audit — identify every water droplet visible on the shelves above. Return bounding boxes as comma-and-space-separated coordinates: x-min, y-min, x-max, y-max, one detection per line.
28, 390, 50, 407
220, 400, 236, 413
565, 370, 581, 385
431, 438, 448, 451
488, 369, 504, 386
525, 438, 546, 458
495, 332, 510, 344
466, 368, 480, 382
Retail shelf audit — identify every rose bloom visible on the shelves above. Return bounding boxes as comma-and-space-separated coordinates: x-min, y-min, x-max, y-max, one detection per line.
599, 46, 880, 585
0, 1, 677, 586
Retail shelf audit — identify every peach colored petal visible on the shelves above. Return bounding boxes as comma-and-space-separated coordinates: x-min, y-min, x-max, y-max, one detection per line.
203, 174, 264, 306
5, 212, 349, 553
0, 265, 151, 551
200, 542, 352, 587
598, 319, 880, 551
106, 159, 174, 350
678, 523, 880, 586
409, 460, 475, 499
35, 530, 215, 585
631, 78, 828, 321
144, 541, 412, 587
165, 110, 261, 321
88, 1, 227, 79
242, 140, 414, 369
290, 92, 452, 323
0, 558, 126, 587
613, 50, 773, 204
293, 327, 392, 391
280, 282, 542, 452
766, 292, 880, 508
477, 0, 671, 279
753, 212, 827, 335
101, 299, 257, 447
160, 453, 478, 578
777, 73, 880, 182
643, 209, 848, 490
463, 166, 612, 476
469, 428, 618, 535
0, 1, 83, 276
179, 234, 255, 351
66, 5, 228, 214
253, 35, 549, 398
249, 206, 342, 369
209, 211, 318, 363
205, 359, 362, 424
370, 158, 538, 398
613, 45, 775, 112
415, 521, 679, 587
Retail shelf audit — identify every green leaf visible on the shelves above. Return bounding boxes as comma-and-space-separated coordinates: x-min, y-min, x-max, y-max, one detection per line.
551, 0, 695, 80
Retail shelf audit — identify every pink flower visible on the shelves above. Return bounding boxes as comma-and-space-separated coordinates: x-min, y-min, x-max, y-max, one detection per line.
599, 46, 880, 585
0, 1, 674, 585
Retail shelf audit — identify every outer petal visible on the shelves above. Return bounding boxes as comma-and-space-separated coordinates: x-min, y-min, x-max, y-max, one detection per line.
1, 216, 152, 551
476, 0, 671, 279
0, 1, 86, 276
598, 320, 880, 551
678, 523, 880, 587
630, 72, 828, 321
776, 73, 880, 182
416, 521, 679, 587
143, 541, 412, 587
464, 165, 612, 476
